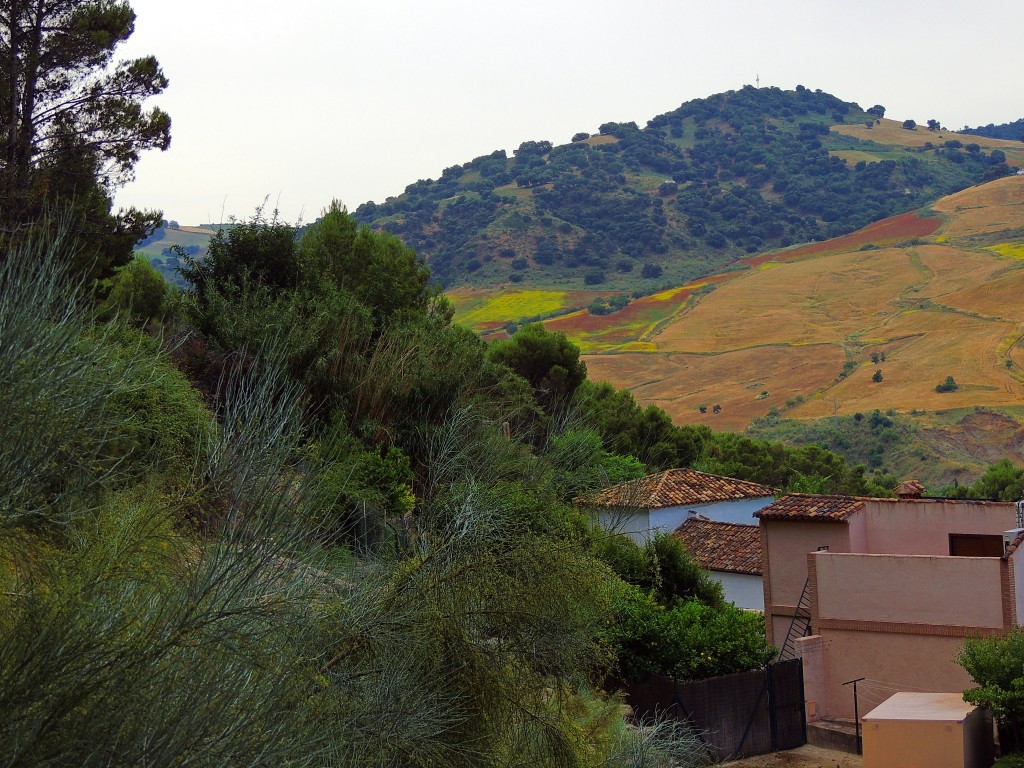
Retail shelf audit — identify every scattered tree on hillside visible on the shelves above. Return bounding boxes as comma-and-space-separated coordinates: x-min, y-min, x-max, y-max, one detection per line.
867, 105, 886, 118
927, 119, 941, 131
641, 263, 663, 279
902, 120, 917, 131
935, 375, 959, 393
872, 370, 883, 382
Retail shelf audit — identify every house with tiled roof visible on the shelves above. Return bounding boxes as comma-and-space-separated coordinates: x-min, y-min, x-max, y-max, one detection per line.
575, 467, 776, 544
674, 516, 764, 610
756, 488, 1024, 723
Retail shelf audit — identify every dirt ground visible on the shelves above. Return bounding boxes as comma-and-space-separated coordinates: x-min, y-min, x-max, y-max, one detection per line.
720, 744, 862, 768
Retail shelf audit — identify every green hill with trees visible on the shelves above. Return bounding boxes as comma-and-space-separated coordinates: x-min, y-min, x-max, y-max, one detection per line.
354, 87, 1015, 290
964, 118, 1024, 142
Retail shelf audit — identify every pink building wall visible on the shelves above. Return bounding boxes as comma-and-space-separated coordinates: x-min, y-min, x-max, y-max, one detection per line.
762, 497, 1020, 721
859, 499, 1015, 555
762, 521, 851, 646
812, 553, 1004, 627
809, 550, 1008, 719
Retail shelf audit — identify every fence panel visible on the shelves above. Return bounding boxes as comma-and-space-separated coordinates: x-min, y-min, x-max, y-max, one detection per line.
619, 660, 806, 761
679, 667, 773, 760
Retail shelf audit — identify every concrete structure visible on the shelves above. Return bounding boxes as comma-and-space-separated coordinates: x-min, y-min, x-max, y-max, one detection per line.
674, 516, 764, 610
861, 692, 993, 768
576, 468, 776, 544
757, 492, 1024, 720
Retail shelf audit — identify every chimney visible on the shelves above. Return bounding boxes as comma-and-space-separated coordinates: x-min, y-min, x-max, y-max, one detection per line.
893, 479, 926, 499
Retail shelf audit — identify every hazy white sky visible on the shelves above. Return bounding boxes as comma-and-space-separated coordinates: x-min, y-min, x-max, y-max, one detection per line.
115, 0, 1023, 225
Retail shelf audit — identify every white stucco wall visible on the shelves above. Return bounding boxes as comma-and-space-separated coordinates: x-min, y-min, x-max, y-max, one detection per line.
710, 571, 764, 611
648, 496, 774, 534
596, 509, 650, 544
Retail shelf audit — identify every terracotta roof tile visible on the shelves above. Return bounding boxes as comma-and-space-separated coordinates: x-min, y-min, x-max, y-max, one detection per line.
897, 481, 929, 499
674, 516, 762, 575
754, 493, 864, 522
574, 468, 776, 509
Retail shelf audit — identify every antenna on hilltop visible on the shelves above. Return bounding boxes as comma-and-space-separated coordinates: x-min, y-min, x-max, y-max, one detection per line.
756, 73, 760, 88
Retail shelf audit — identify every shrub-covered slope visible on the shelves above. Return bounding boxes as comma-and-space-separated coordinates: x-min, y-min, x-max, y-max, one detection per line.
354, 86, 1017, 289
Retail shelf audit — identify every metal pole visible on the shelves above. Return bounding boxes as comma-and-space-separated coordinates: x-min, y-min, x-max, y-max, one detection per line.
843, 677, 866, 755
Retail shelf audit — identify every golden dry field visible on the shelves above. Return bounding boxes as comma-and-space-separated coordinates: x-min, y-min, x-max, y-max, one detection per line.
832, 119, 1024, 167
582, 176, 1024, 429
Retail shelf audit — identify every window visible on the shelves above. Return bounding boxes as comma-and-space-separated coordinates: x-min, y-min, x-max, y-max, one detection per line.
948, 534, 1003, 558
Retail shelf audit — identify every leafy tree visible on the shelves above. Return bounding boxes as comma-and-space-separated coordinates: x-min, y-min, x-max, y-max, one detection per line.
0, 0, 170, 193
0, 0, 170, 284
902, 119, 917, 130
574, 380, 708, 470
571, 132, 590, 142
867, 105, 886, 118
179, 208, 299, 300
607, 583, 772, 681
959, 628, 1024, 752
872, 369, 883, 382
298, 202, 434, 324
945, 458, 1024, 502
488, 323, 587, 405
98, 255, 167, 325
641, 263, 663, 279
935, 375, 959, 393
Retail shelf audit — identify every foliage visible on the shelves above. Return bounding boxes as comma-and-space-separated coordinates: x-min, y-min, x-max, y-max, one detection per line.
354, 86, 999, 288
935, 375, 959, 393
0, 0, 169, 286
748, 408, 919, 487
0, 228, 212, 527
2, 229, 694, 765
179, 207, 301, 299
596, 532, 724, 609
546, 428, 646, 502
488, 322, 588, 406
575, 380, 708, 470
945, 458, 1024, 502
697, 429, 890, 496
963, 118, 1024, 142
959, 628, 1024, 751
298, 201, 435, 324
608, 583, 773, 681
98, 255, 168, 325
872, 369, 883, 382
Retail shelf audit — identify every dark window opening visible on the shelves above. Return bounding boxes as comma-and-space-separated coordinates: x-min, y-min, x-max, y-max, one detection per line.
949, 534, 1003, 558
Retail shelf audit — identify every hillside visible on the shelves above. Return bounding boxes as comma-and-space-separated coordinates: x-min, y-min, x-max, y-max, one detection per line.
964, 118, 1024, 142
355, 87, 1018, 290
569, 176, 1024, 486
134, 223, 215, 285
